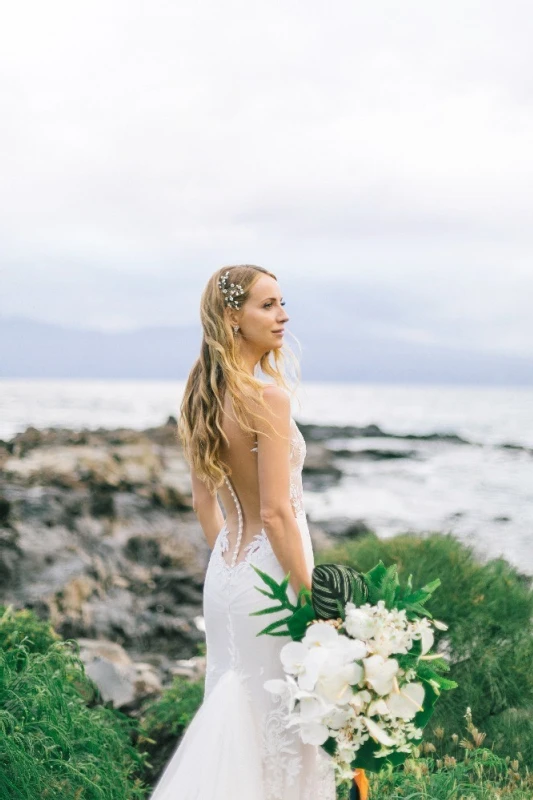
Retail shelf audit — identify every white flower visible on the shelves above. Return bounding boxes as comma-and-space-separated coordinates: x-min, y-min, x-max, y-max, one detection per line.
315, 661, 363, 704
363, 716, 396, 746
366, 698, 389, 716
363, 654, 399, 696
344, 606, 375, 640
432, 618, 448, 630
303, 621, 341, 648
386, 681, 425, 720
298, 694, 332, 723
350, 689, 372, 714
322, 705, 355, 730
371, 628, 411, 659
264, 675, 312, 713
299, 721, 330, 745
336, 743, 357, 764
337, 635, 367, 663
280, 640, 329, 691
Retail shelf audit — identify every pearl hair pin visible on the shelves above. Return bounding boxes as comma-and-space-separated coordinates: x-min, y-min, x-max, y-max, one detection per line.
218, 270, 245, 309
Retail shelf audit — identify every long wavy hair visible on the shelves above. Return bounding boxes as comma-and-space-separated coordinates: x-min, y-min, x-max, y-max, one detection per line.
178, 264, 301, 495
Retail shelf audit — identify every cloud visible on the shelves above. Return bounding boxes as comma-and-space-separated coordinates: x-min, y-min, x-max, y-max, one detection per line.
1, 0, 532, 357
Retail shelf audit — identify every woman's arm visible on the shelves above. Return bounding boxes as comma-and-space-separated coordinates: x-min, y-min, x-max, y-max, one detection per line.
190, 468, 225, 549
255, 385, 312, 595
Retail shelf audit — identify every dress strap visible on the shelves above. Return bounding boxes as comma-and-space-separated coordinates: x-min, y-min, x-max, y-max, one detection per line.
223, 475, 244, 568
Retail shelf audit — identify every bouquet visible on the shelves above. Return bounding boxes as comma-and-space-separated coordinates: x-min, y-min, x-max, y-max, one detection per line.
250, 561, 457, 789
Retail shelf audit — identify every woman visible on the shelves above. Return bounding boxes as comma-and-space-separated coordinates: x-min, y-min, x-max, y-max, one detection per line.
149, 265, 336, 799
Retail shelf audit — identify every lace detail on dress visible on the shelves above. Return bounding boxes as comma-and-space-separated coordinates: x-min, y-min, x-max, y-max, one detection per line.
211, 525, 273, 578
251, 417, 307, 519
303, 750, 337, 799
261, 692, 303, 799
289, 418, 306, 519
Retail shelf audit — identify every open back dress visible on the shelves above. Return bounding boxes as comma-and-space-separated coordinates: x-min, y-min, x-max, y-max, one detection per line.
149, 417, 336, 800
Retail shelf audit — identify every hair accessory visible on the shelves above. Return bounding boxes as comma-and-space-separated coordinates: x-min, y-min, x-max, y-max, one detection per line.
218, 270, 245, 309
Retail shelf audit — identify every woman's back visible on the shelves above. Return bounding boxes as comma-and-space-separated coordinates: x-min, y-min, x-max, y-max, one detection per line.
217, 386, 308, 568
217, 388, 265, 560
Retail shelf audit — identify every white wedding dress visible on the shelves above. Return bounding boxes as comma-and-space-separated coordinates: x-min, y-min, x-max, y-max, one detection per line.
149, 417, 337, 800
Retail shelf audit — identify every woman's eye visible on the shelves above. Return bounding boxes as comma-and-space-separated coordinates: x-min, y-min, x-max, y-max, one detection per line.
264, 301, 286, 308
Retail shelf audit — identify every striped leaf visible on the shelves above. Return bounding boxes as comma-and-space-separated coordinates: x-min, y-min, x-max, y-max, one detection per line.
311, 564, 368, 620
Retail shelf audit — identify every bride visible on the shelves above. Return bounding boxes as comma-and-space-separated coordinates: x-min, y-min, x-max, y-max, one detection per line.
149, 265, 337, 799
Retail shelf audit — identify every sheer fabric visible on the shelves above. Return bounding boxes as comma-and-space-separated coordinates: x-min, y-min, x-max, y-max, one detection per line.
149, 418, 336, 800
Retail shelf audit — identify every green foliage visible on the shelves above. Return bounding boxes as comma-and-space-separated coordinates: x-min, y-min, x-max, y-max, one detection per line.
0, 604, 60, 656
0, 606, 149, 799
250, 565, 315, 640
349, 708, 533, 800
317, 531, 533, 767
336, 750, 533, 799
138, 675, 204, 784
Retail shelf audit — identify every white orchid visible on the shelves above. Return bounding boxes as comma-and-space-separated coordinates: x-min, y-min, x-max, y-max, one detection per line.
315, 661, 363, 704
363, 654, 399, 696
279, 640, 329, 691
386, 681, 425, 720
300, 721, 330, 745
303, 621, 341, 648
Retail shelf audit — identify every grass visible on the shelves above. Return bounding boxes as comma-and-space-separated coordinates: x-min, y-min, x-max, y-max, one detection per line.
0, 605, 150, 799
2, 530, 532, 798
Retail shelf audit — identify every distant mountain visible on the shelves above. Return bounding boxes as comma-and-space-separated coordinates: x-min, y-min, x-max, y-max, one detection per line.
1, 315, 532, 385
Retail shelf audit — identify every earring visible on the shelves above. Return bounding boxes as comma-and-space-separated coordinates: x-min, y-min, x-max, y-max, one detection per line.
233, 325, 239, 333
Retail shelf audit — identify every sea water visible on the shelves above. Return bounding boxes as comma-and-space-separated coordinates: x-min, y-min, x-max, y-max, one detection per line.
1, 378, 532, 573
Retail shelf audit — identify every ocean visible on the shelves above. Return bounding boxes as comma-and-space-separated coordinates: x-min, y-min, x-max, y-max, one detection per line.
1, 378, 532, 574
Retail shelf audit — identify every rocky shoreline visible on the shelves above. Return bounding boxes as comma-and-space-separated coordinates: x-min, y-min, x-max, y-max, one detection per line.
0, 415, 489, 712
0, 417, 361, 709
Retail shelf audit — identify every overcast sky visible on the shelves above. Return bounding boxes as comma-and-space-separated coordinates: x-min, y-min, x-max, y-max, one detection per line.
1, 0, 532, 357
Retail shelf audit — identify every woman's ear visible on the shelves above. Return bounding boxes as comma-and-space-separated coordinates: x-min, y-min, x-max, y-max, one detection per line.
226, 309, 240, 329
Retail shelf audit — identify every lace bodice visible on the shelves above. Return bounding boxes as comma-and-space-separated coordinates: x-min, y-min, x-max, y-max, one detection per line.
288, 417, 306, 517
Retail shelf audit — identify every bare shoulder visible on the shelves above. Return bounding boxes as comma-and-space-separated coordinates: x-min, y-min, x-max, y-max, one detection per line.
261, 384, 290, 409
252, 384, 291, 432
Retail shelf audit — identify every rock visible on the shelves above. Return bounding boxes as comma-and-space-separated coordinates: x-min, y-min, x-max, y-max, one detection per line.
300, 443, 343, 491
0, 495, 11, 526
77, 638, 162, 708
171, 655, 206, 681
153, 570, 204, 605
0, 525, 21, 587
151, 485, 191, 511
314, 516, 376, 540
330, 447, 418, 460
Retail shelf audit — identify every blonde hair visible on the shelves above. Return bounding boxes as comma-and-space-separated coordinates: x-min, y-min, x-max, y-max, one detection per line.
178, 264, 301, 495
